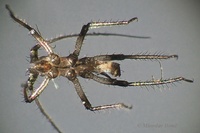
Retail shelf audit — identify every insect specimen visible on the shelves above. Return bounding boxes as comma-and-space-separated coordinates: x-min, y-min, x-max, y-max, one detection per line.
6, 5, 193, 133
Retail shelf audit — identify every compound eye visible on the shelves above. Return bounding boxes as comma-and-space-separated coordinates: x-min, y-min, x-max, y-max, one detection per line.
50, 53, 60, 65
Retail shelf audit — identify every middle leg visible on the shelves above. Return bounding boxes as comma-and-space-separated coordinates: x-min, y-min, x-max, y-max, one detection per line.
70, 77, 132, 111
73, 18, 138, 57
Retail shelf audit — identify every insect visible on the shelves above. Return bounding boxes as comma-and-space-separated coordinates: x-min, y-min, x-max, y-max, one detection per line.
6, 5, 193, 133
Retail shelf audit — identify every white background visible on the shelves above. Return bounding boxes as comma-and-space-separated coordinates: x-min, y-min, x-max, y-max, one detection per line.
0, 0, 199, 133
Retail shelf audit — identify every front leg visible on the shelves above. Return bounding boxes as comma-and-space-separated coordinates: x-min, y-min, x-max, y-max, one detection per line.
24, 76, 50, 103
30, 44, 41, 63
22, 44, 40, 102
73, 18, 138, 57
22, 72, 38, 103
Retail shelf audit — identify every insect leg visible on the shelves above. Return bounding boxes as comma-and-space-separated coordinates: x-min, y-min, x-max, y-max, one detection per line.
73, 23, 90, 56
23, 44, 40, 102
73, 18, 138, 57
83, 72, 193, 87
30, 44, 40, 63
5, 5, 53, 54
23, 44, 50, 102
71, 77, 132, 111
23, 72, 38, 102
24, 77, 50, 103
93, 54, 178, 61
89, 17, 138, 29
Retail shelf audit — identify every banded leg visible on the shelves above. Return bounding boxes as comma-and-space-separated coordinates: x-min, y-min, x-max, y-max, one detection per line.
30, 44, 40, 63
25, 77, 50, 103
73, 18, 138, 57
23, 72, 39, 102
83, 72, 193, 87
23, 44, 40, 102
71, 77, 132, 111
93, 54, 178, 61
5, 5, 53, 54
